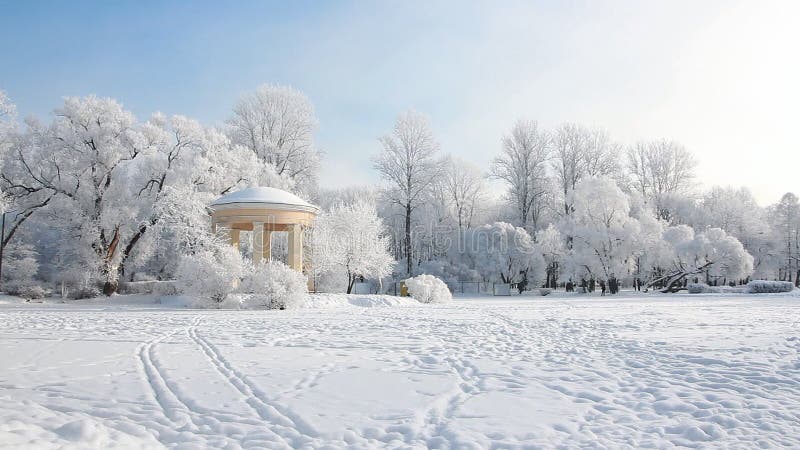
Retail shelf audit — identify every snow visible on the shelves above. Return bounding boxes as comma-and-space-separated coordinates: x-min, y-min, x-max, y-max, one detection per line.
1, 291, 799, 448
210, 187, 318, 212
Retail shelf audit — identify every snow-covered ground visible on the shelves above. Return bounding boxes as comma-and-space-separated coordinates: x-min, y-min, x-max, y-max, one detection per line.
1, 292, 799, 449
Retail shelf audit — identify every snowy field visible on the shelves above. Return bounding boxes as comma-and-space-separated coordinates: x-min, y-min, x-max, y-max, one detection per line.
1, 292, 799, 449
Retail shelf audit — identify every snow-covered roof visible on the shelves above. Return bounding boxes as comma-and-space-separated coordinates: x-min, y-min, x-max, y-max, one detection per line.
210, 187, 318, 213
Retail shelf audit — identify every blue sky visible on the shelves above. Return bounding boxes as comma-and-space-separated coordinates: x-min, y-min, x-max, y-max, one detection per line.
1, 0, 798, 203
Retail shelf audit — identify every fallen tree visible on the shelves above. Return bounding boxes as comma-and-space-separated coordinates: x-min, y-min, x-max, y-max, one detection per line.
645, 226, 753, 293
644, 262, 713, 293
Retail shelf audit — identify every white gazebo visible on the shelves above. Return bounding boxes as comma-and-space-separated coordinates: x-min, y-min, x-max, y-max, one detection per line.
209, 187, 319, 272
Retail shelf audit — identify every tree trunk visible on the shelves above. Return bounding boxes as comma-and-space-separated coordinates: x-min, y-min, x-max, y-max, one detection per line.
405, 203, 412, 275
102, 227, 121, 296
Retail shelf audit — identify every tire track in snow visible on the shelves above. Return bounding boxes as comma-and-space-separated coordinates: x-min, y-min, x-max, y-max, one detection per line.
137, 317, 286, 448
187, 322, 329, 447
136, 323, 197, 430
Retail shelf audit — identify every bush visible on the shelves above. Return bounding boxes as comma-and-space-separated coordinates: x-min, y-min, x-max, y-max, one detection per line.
404, 274, 452, 304
5, 282, 47, 300
687, 283, 746, 294
69, 284, 101, 300
240, 261, 308, 310
118, 280, 179, 295
176, 246, 244, 305
538, 288, 553, 296
746, 280, 795, 294
687, 283, 711, 294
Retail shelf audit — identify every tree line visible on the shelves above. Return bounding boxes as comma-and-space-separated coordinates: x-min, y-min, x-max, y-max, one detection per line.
0, 85, 797, 297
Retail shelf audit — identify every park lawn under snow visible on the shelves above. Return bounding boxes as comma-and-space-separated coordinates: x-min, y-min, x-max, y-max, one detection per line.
0, 292, 799, 449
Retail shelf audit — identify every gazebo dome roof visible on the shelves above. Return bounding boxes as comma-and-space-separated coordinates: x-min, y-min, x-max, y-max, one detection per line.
210, 187, 318, 213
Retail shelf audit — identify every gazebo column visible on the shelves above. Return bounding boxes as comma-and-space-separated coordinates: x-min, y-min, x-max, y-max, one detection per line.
229, 228, 240, 251
252, 221, 265, 264
288, 223, 303, 272
264, 230, 272, 261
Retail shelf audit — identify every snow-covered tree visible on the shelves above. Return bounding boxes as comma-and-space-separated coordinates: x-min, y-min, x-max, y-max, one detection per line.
1, 96, 286, 294
626, 139, 695, 221
491, 120, 550, 232
0, 90, 15, 226
1, 240, 39, 288
373, 110, 442, 275
312, 201, 394, 293
467, 221, 545, 286
649, 225, 754, 292
443, 156, 486, 231
314, 185, 379, 212
0, 90, 15, 156
626, 195, 669, 287
770, 192, 800, 285
226, 84, 320, 195
561, 176, 640, 287
551, 123, 620, 216
697, 187, 775, 279
536, 224, 565, 288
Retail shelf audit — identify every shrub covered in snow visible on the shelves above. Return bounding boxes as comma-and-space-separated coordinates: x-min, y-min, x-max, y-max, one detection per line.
687, 283, 710, 294
240, 261, 308, 310
5, 282, 47, 300
68, 284, 102, 300
118, 280, 179, 296
687, 283, 746, 294
175, 246, 245, 305
176, 245, 309, 309
746, 280, 795, 294
404, 274, 452, 304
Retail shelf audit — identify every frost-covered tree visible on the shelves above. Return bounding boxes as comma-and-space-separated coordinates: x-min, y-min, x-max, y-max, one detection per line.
227, 84, 321, 194
536, 224, 565, 289
314, 185, 379, 212
649, 225, 754, 292
697, 187, 775, 279
0, 90, 15, 153
491, 120, 550, 232
626, 195, 669, 287
561, 176, 640, 287
443, 156, 486, 232
0, 90, 15, 230
5, 96, 144, 294
0, 92, 54, 256
467, 221, 545, 286
373, 110, 442, 275
552, 123, 620, 216
626, 139, 695, 221
770, 192, 800, 285
1, 240, 39, 289
1, 96, 286, 294
312, 201, 394, 293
